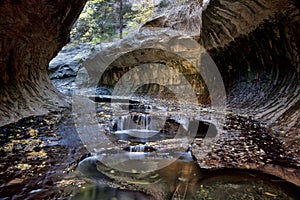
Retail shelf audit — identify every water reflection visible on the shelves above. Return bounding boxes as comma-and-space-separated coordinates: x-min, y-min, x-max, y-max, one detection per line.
75, 151, 200, 199
75, 154, 300, 200
74, 103, 300, 199
71, 185, 151, 200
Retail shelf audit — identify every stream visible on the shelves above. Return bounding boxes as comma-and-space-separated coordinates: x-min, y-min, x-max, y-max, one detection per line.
0, 0, 299, 199
1, 96, 299, 199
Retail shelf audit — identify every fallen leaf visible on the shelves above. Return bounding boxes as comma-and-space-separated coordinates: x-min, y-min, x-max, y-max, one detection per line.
7, 178, 24, 185
265, 191, 277, 197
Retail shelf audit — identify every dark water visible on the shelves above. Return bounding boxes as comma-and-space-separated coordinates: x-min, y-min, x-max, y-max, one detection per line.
71, 185, 152, 200
75, 154, 300, 200
74, 99, 300, 199
0, 100, 299, 199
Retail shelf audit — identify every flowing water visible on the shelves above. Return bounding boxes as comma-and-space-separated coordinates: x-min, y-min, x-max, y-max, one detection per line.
1, 0, 299, 199
76, 150, 300, 200
72, 97, 300, 199
0, 96, 299, 199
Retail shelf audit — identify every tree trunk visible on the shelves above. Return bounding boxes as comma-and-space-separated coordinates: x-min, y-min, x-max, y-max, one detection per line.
0, 0, 87, 126
119, 0, 123, 39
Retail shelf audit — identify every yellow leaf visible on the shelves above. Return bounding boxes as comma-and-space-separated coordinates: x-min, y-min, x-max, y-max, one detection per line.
150, 174, 159, 179
126, 178, 161, 185
265, 192, 277, 197
17, 163, 32, 171
7, 178, 24, 185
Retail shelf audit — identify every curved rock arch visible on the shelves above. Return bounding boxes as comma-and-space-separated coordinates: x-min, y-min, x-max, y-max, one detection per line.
199, 0, 300, 124
0, 0, 299, 130
98, 48, 210, 104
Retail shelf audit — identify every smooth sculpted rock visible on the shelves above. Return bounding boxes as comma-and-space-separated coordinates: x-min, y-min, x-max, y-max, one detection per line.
49, 44, 92, 95
143, 0, 299, 127
0, 0, 87, 126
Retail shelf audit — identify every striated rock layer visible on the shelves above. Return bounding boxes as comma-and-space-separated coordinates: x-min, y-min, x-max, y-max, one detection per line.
0, 0, 299, 131
0, 0, 87, 126
144, 0, 299, 123
199, 0, 300, 132
98, 0, 299, 127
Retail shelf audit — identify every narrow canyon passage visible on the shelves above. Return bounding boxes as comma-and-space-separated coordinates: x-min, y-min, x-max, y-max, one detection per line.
0, 0, 299, 199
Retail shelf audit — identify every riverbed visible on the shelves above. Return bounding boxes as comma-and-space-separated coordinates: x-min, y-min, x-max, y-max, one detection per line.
0, 97, 299, 199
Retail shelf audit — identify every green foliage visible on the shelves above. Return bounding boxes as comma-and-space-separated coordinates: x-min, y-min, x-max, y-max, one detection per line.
71, 0, 118, 44
124, 1, 155, 29
70, 0, 155, 45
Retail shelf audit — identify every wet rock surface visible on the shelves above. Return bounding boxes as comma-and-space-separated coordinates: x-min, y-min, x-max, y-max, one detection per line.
195, 113, 299, 169
193, 112, 300, 187
0, 0, 299, 199
194, 169, 300, 200
0, 99, 299, 199
0, 110, 89, 199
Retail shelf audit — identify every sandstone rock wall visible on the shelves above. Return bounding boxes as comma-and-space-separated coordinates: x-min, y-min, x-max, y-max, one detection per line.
0, 0, 299, 127
200, 0, 299, 125
0, 0, 87, 126
98, 0, 299, 124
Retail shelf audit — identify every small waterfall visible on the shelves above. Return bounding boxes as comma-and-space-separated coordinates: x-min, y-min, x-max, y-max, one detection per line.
130, 146, 134, 152
117, 114, 152, 130
114, 114, 161, 141
125, 144, 156, 152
